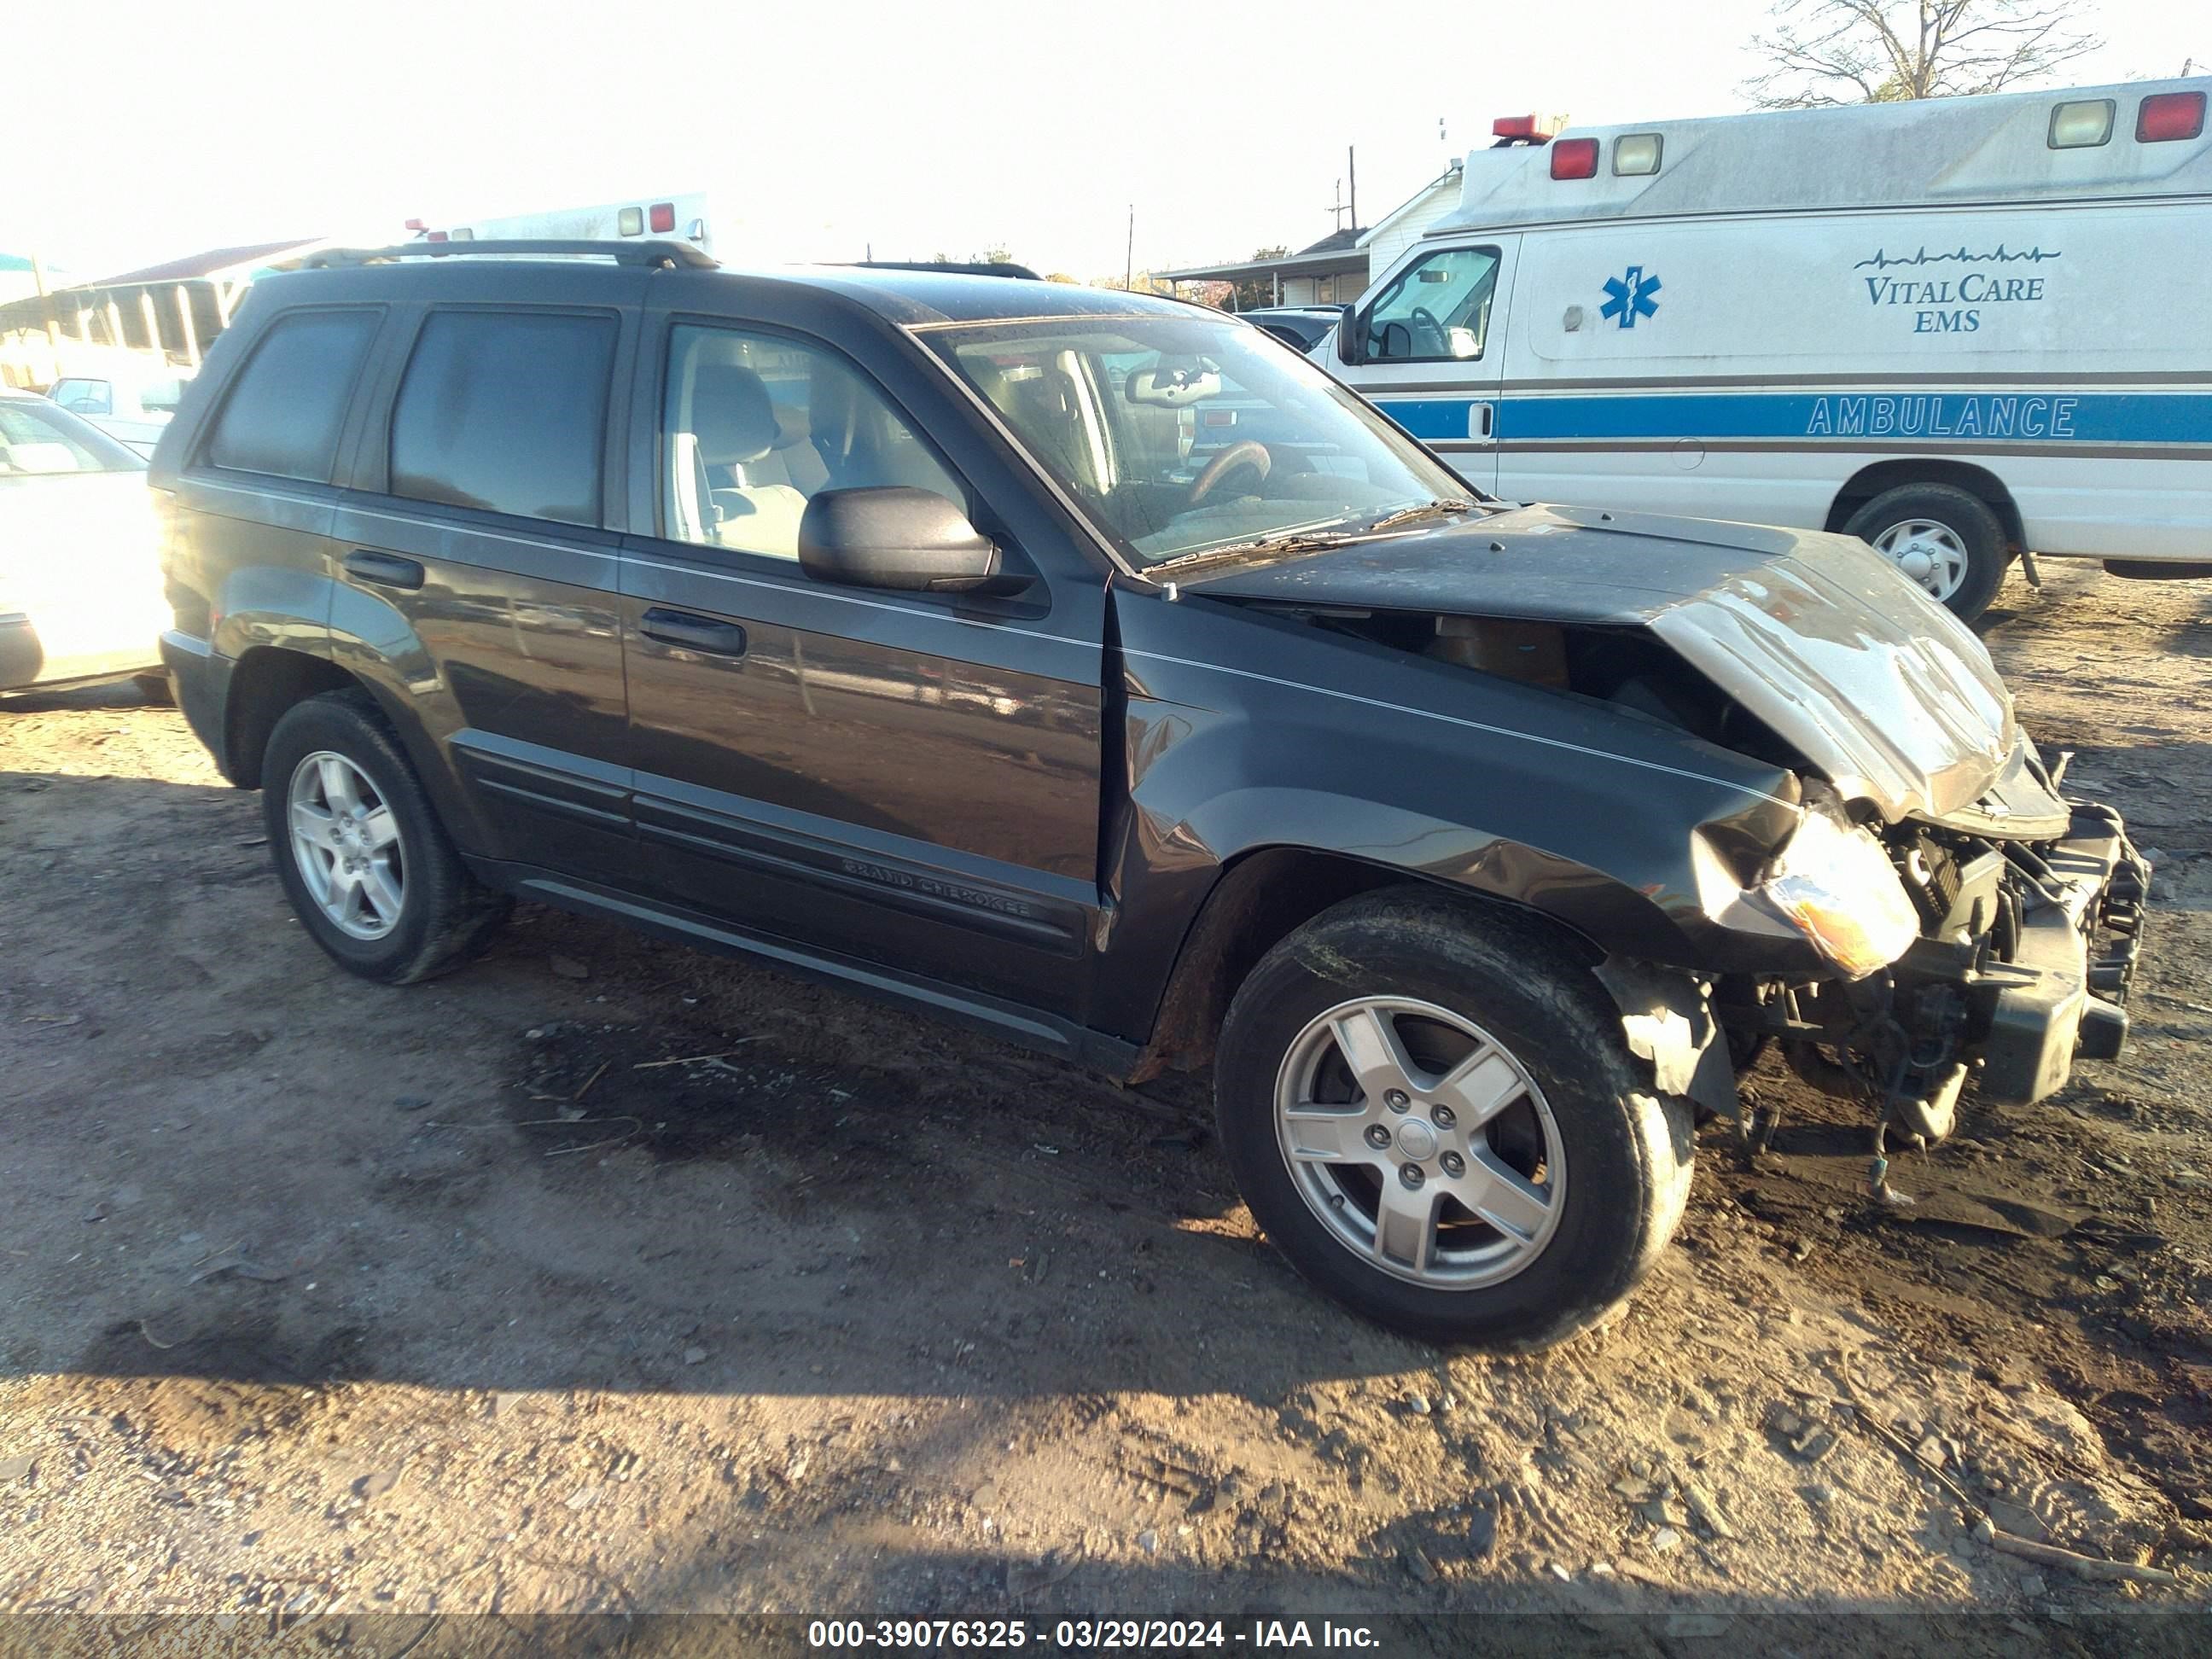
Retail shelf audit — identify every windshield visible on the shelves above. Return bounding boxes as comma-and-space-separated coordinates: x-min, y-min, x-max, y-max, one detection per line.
925, 315, 1477, 567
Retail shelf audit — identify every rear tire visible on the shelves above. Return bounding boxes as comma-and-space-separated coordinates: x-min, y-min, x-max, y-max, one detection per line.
1844, 482, 2009, 622
1214, 888, 1692, 1350
260, 689, 509, 984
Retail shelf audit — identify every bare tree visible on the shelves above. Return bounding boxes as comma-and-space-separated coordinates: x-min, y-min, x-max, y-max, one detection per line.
1745, 0, 2103, 108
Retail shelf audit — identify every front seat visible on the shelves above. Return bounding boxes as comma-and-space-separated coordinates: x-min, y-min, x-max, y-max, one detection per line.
690, 363, 809, 558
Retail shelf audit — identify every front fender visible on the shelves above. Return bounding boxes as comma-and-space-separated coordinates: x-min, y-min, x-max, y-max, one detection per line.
1097, 589, 1817, 1041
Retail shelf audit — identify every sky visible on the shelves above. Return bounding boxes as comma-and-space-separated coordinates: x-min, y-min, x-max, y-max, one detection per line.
12, 0, 2203, 282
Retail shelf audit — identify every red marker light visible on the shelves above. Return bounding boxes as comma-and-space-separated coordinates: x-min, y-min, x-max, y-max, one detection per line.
426, 230, 449, 242
2137, 90, 2206, 143
649, 201, 676, 233
1550, 138, 1599, 180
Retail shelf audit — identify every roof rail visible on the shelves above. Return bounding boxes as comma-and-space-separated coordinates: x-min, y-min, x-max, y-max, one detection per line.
844, 259, 1043, 281
292, 240, 719, 271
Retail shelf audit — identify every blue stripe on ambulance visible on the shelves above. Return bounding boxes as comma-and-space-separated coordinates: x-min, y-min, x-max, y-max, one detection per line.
1373, 392, 2212, 445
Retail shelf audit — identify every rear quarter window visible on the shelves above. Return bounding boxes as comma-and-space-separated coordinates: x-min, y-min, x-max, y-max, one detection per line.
205, 309, 381, 481
387, 310, 617, 526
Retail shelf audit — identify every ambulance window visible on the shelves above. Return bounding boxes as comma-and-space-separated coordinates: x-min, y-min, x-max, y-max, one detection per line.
1364, 247, 1501, 364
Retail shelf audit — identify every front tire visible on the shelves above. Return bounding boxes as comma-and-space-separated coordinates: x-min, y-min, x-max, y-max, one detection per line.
260, 689, 509, 984
1215, 889, 1691, 1350
1844, 482, 2009, 622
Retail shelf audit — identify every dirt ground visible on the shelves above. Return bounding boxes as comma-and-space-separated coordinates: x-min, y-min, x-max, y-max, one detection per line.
2, 560, 2209, 1642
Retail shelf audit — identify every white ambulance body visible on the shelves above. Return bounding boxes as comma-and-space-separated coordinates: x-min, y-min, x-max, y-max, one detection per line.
1322, 80, 2212, 617
411, 192, 714, 259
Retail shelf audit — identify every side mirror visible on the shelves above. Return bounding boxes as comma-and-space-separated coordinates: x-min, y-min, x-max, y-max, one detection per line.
799, 486, 1027, 595
1336, 307, 1368, 366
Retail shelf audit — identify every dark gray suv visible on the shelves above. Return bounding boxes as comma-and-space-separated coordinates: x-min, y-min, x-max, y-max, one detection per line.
151, 242, 2145, 1348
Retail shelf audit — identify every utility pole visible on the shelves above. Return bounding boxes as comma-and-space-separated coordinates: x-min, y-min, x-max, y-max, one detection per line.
1348, 145, 1358, 230
1125, 204, 1134, 292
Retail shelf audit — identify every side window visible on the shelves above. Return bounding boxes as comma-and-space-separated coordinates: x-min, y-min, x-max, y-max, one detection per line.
661, 323, 965, 560
206, 310, 379, 481
1365, 246, 1501, 364
389, 310, 617, 526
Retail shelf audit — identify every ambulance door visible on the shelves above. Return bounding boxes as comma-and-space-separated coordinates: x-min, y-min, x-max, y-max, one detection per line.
1333, 236, 1516, 495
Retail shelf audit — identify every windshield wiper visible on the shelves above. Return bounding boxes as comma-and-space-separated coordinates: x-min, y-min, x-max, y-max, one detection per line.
1145, 499, 1485, 579
1359, 498, 1481, 533
1147, 521, 1366, 575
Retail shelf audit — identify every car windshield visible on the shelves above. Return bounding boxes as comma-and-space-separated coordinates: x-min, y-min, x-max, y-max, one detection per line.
925, 314, 1477, 567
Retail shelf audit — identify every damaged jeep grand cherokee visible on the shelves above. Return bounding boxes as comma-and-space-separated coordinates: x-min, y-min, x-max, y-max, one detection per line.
153, 248, 2147, 1349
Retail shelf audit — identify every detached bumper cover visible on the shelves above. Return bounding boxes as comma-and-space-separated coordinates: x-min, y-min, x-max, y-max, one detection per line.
1976, 805, 2146, 1105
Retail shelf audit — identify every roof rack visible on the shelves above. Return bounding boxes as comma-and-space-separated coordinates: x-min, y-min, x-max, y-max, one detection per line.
844, 259, 1043, 281
293, 240, 719, 271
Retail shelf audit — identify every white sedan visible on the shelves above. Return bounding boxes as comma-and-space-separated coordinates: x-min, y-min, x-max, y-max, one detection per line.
0, 392, 172, 699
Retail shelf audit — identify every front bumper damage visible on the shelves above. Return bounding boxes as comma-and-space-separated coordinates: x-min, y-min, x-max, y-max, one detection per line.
1974, 804, 2145, 1104
1606, 800, 2149, 1139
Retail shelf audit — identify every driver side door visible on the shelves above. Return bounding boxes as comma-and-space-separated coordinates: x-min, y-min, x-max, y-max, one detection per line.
1342, 237, 1517, 495
615, 312, 1110, 1018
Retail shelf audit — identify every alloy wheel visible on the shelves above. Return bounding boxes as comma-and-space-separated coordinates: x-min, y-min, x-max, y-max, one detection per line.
1272, 996, 1566, 1288
288, 750, 406, 940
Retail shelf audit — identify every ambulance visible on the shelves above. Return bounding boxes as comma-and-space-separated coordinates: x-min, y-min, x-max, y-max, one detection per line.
408, 192, 714, 259
1320, 79, 2212, 619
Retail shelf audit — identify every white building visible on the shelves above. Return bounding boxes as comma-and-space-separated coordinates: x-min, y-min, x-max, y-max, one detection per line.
1356, 160, 1464, 284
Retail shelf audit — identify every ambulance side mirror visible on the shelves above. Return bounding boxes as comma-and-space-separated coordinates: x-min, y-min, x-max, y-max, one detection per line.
1336, 307, 1368, 367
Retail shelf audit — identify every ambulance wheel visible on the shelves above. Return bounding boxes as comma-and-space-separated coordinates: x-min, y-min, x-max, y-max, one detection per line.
1846, 483, 2008, 622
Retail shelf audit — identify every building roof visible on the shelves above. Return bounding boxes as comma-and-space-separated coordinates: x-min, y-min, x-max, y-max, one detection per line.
1357, 164, 1464, 248
84, 239, 329, 288
1153, 227, 1371, 286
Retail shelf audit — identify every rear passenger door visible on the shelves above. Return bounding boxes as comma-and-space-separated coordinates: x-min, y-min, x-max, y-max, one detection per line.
333, 269, 644, 880
615, 309, 1109, 1019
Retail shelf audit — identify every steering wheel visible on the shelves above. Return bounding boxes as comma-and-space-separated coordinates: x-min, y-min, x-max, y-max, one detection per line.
1187, 440, 1271, 508
1407, 305, 1449, 356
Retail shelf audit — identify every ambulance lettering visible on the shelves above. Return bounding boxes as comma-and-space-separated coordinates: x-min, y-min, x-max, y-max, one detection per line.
1854, 245, 2058, 338
1806, 394, 2080, 440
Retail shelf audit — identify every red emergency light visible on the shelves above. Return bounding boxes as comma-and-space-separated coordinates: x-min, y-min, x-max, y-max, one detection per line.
1549, 137, 1599, 180
425, 230, 450, 242
649, 201, 677, 233
2137, 90, 2206, 143
1491, 114, 1566, 146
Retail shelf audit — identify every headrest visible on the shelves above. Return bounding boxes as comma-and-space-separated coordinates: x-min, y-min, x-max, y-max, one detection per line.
691, 363, 780, 466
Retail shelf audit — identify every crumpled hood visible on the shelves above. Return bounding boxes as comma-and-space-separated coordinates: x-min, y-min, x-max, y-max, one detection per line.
1179, 502, 2054, 829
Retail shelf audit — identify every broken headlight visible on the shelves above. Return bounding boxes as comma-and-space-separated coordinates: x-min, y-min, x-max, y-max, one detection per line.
1759, 802, 1921, 977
